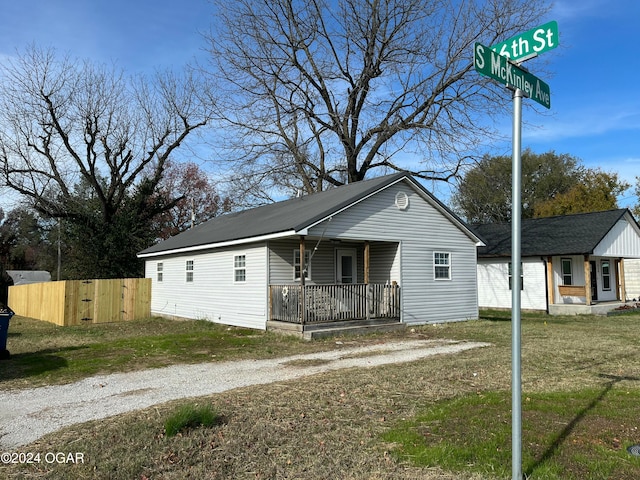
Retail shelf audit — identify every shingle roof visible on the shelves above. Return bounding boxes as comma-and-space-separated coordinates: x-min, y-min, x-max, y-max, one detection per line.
474, 209, 631, 257
139, 172, 477, 257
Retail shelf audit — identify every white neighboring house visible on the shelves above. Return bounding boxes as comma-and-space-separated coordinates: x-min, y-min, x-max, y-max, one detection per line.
138, 173, 483, 334
474, 209, 640, 314
6, 271, 51, 285
624, 259, 640, 300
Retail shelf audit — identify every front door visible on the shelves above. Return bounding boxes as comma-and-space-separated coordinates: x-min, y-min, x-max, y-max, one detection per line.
590, 261, 598, 301
336, 249, 357, 284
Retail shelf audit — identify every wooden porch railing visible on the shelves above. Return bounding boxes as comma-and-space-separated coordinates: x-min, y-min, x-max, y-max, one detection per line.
269, 283, 400, 324
558, 285, 587, 297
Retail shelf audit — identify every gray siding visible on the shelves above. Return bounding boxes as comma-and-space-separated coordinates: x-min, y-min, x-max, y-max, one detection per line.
369, 242, 400, 284
307, 182, 478, 323
146, 243, 268, 329
268, 239, 398, 285
268, 238, 336, 284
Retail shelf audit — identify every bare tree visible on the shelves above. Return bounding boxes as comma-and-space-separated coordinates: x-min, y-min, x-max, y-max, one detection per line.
203, 0, 550, 197
154, 161, 232, 239
0, 46, 212, 277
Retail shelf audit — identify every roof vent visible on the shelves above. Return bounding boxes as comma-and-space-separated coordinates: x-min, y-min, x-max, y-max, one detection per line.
395, 191, 409, 211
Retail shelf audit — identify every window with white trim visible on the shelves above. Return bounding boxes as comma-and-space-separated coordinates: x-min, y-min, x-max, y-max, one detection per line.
234, 255, 246, 283
601, 260, 611, 291
434, 252, 451, 280
186, 260, 194, 282
293, 250, 312, 281
508, 262, 523, 290
561, 258, 572, 285
157, 262, 163, 282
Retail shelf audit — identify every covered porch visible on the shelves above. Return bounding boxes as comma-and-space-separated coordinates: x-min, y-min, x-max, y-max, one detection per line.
266, 236, 403, 338
548, 300, 630, 316
269, 283, 400, 322
547, 254, 627, 315
267, 283, 402, 339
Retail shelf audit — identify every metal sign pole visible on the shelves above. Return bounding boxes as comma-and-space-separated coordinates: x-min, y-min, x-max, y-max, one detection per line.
511, 87, 523, 480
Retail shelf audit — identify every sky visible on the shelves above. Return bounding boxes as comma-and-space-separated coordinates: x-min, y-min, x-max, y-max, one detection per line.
0, 0, 638, 209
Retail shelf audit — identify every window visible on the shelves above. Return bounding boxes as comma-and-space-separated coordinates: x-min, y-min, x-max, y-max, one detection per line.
234, 255, 246, 282
157, 262, 163, 282
186, 260, 194, 282
434, 252, 451, 280
561, 258, 572, 285
508, 262, 523, 290
601, 260, 611, 291
293, 250, 312, 281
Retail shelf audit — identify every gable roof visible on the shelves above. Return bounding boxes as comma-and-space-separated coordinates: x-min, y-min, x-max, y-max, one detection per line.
139, 172, 480, 258
474, 209, 637, 257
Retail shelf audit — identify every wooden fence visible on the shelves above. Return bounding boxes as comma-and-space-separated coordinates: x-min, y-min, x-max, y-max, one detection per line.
8, 278, 151, 326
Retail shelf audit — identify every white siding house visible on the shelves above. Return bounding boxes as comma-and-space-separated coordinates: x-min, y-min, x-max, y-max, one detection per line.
475, 209, 640, 314
623, 259, 640, 300
477, 258, 547, 311
138, 173, 483, 333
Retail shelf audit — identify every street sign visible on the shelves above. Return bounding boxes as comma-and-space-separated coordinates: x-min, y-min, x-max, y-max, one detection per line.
474, 43, 550, 109
475, 24, 558, 480
492, 21, 559, 63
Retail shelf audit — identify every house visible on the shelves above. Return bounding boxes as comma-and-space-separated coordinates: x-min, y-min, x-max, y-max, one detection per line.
473, 209, 640, 314
2, 270, 51, 307
6, 270, 51, 286
623, 259, 640, 300
137, 173, 483, 336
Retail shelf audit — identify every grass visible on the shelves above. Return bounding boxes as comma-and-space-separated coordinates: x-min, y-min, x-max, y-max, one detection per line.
0, 315, 359, 389
164, 403, 221, 437
2, 310, 640, 479
384, 388, 640, 479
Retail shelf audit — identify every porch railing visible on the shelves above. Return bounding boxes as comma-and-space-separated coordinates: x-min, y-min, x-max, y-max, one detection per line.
269, 283, 400, 324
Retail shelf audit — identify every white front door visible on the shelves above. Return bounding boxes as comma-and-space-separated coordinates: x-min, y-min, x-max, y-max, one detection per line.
336, 248, 357, 284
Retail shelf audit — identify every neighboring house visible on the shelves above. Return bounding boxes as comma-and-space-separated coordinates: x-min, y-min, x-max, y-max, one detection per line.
138, 173, 483, 335
6, 270, 51, 285
474, 209, 640, 314
623, 259, 640, 300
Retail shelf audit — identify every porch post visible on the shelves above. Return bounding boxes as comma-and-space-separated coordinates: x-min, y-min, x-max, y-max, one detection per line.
546, 257, 554, 306
364, 241, 370, 284
364, 241, 371, 320
300, 236, 306, 324
618, 258, 626, 302
584, 255, 592, 306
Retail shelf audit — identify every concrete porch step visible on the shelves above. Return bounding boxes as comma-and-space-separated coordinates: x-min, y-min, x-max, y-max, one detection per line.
302, 321, 405, 340
267, 318, 405, 340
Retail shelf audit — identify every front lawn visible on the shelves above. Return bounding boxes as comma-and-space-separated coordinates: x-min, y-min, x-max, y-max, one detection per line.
2, 311, 639, 479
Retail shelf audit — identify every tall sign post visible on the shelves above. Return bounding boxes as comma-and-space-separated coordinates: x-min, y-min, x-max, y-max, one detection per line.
510, 86, 524, 480
474, 22, 557, 480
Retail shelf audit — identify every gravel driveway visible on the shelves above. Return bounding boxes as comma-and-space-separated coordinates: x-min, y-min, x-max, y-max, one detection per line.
0, 339, 488, 449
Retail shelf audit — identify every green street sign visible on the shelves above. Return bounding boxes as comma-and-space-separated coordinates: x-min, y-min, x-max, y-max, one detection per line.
474, 43, 550, 109
492, 21, 559, 63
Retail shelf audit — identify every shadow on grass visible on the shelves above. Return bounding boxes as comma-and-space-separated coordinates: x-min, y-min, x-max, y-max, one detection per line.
525, 373, 640, 477
480, 314, 512, 322
0, 347, 82, 382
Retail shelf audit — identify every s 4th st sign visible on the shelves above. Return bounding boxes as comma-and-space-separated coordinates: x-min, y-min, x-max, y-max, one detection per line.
491, 20, 559, 63
474, 43, 551, 109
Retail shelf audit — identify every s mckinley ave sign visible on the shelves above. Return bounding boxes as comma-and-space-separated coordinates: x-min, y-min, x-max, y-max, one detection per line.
474, 42, 551, 109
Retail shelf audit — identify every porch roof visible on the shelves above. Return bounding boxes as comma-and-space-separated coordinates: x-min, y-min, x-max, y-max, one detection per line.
139, 172, 480, 258
474, 209, 637, 257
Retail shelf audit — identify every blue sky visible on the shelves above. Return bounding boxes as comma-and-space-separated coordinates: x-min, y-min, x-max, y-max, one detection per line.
0, 0, 638, 208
